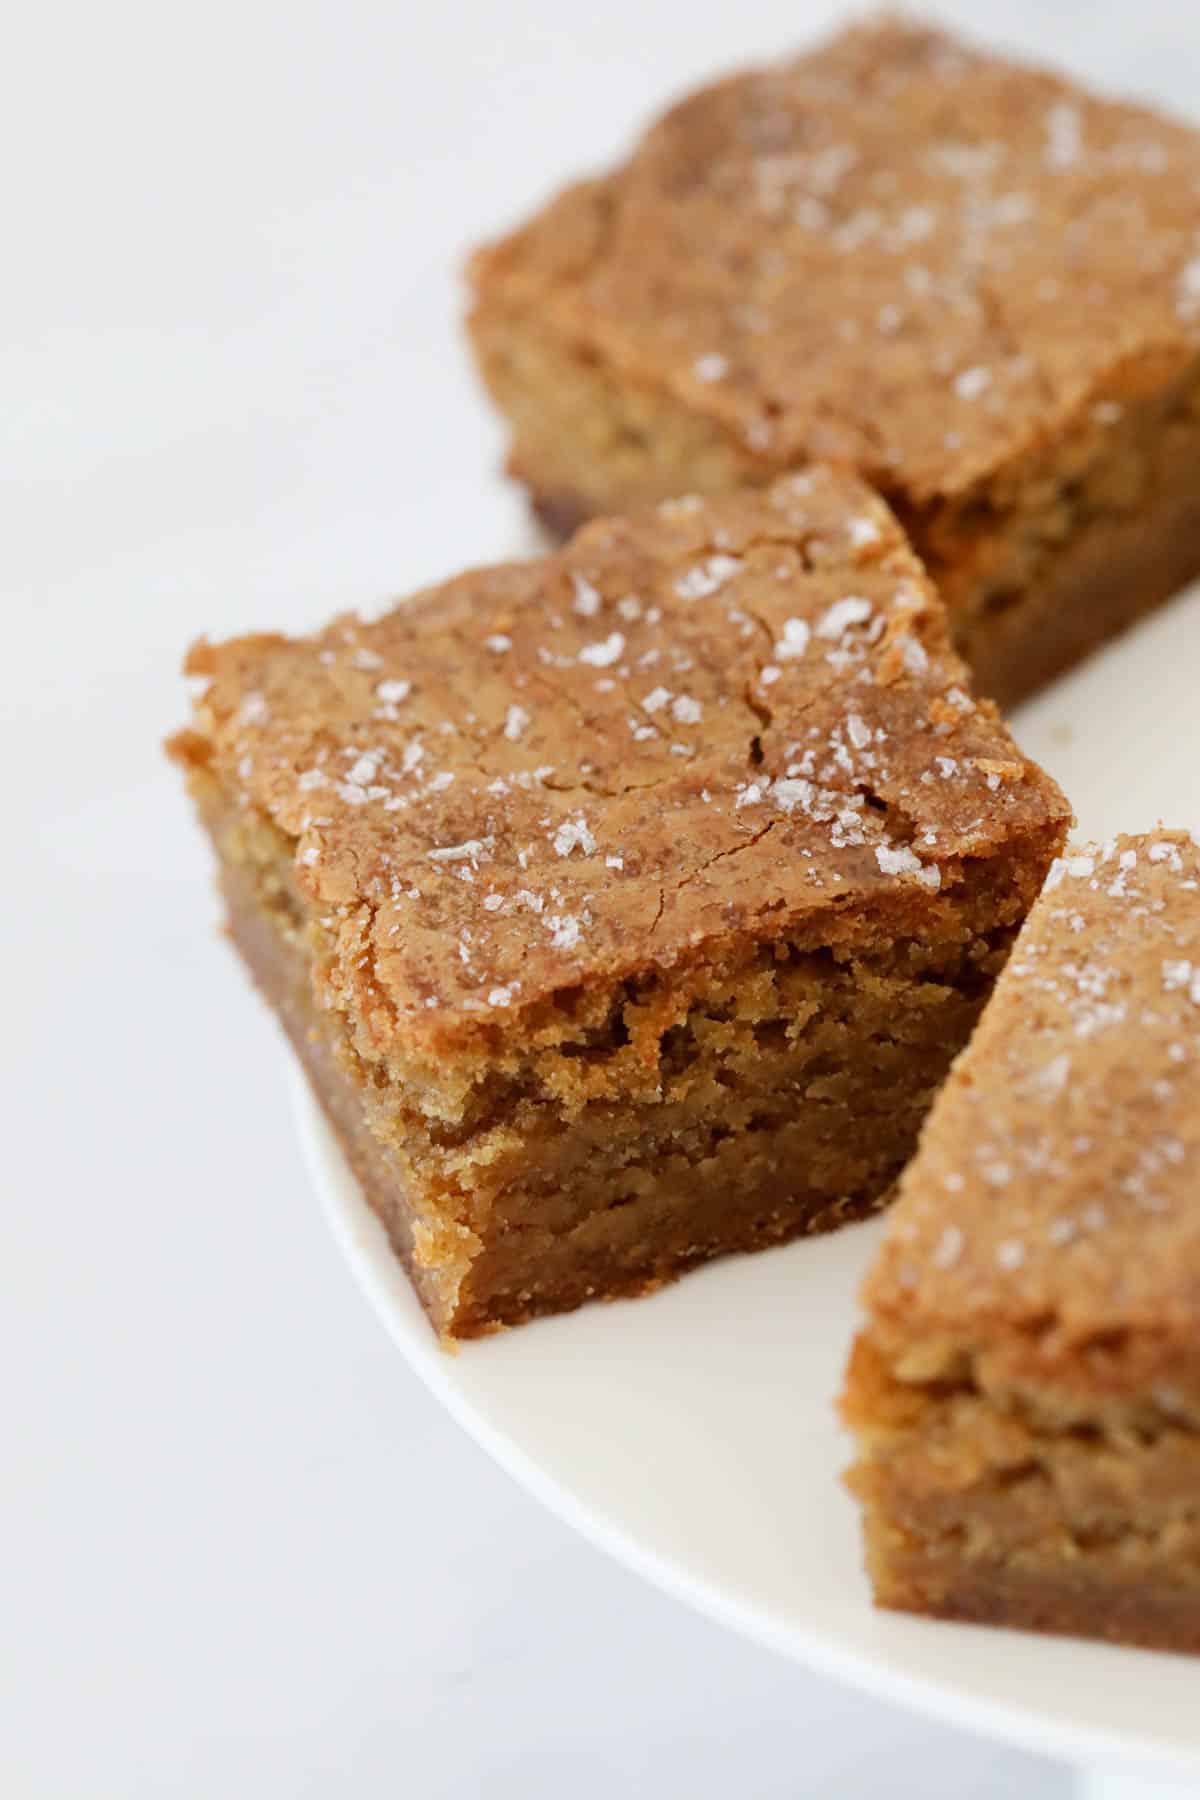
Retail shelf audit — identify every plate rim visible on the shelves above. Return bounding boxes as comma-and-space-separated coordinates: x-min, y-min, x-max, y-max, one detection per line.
294, 1070, 1200, 1778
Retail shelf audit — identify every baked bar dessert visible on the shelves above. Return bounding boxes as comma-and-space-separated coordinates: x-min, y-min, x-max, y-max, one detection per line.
468, 17, 1200, 708
170, 467, 1067, 1339
843, 831, 1200, 1653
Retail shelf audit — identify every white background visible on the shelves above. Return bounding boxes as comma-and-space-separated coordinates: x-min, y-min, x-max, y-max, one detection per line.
8, 0, 1195, 1792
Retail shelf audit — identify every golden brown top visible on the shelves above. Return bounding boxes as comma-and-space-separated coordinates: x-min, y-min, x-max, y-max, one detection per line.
864, 833, 1200, 1349
471, 17, 1200, 504
177, 468, 1065, 1055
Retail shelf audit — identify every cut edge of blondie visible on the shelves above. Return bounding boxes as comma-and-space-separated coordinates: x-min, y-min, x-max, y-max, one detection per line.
168, 461, 1070, 1340
188, 748, 1057, 1339
843, 1329, 1200, 1654
470, 295, 1200, 708
179, 753, 1061, 1338
841, 830, 1200, 1653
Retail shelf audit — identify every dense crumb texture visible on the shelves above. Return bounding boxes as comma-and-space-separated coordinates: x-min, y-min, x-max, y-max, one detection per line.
469, 16, 1200, 706
844, 833, 1200, 1652
171, 469, 1067, 1336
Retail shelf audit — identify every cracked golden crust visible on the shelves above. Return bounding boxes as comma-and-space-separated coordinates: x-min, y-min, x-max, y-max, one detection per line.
469, 16, 1200, 508
861, 832, 1200, 1392
170, 467, 1067, 1058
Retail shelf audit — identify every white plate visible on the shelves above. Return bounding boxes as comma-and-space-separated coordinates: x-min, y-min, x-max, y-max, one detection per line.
295, 587, 1200, 1779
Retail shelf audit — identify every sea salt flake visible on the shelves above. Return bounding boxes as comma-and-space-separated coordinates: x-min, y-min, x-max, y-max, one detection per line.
428, 837, 493, 865
487, 986, 513, 1008
553, 816, 596, 858
657, 495, 703, 521
897, 204, 935, 244
376, 678, 411, 705
571, 573, 602, 617
693, 351, 729, 382
238, 691, 269, 725
816, 596, 872, 640
774, 778, 815, 816
642, 686, 672, 713
761, 665, 782, 685
1045, 101, 1082, 169
954, 365, 992, 401
901, 636, 928, 675
504, 704, 530, 742
485, 634, 512, 654
1178, 256, 1200, 318
675, 555, 742, 600
875, 844, 921, 878
578, 632, 625, 668
1036, 1053, 1071, 1098
548, 914, 581, 950
775, 617, 812, 661
672, 694, 702, 725
1163, 959, 1194, 993
931, 1225, 963, 1269
996, 1239, 1025, 1271
347, 754, 379, 786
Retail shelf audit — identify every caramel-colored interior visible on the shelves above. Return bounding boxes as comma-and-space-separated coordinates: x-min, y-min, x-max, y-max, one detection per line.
844, 1331, 1200, 1652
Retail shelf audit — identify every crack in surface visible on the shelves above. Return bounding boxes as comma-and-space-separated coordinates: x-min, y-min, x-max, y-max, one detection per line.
541, 769, 694, 798
525, 667, 591, 728
851, 776, 913, 846
740, 602, 779, 661
650, 820, 779, 935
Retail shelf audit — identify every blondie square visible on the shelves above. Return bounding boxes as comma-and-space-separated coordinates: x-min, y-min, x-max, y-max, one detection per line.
469, 18, 1200, 707
170, 468, 1066, 1338
844, 832, 1200, 1653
